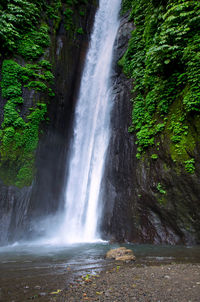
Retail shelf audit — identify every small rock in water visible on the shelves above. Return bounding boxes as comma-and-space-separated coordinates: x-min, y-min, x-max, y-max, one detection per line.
106, 247, 136, 262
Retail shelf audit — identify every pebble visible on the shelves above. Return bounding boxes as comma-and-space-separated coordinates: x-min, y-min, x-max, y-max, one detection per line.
164, 275, 170, 279
2, 263, 200, 302
24, 285, 29, 289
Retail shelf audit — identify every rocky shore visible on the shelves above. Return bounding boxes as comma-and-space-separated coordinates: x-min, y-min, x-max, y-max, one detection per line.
51, 262, 200, 302
1, 246, 200, 302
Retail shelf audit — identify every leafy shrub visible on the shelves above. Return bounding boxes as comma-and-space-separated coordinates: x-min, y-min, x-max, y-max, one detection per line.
151, 154, 158, 160
157, 183, 166, 195
17, 25, 50, 60
121, 0, 200, 167
184, 159, 195, 174
0, 0, 88, 187
0, 59, 52, 187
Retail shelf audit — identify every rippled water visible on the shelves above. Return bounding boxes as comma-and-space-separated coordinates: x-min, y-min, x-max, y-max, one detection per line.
0, 242, 200, 301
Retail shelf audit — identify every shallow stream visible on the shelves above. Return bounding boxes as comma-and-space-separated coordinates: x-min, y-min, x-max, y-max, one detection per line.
0, 242, 200, 301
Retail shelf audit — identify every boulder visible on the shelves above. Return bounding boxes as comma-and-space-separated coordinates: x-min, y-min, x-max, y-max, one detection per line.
106, 247, 136, 262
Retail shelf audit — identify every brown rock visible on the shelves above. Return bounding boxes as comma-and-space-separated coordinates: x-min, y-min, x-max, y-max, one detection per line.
106, 247, 136, 262
116, 255, 136, 262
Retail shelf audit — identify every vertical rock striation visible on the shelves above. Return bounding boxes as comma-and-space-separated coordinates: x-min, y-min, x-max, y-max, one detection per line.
100, 12, 138, 242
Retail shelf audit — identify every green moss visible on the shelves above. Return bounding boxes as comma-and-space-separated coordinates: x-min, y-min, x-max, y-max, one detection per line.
136, 153, 141, 159
156, 183, 167, 205
17, 25, 50, 60
63, 0, 89, 37
0, 0, 40, 53
120, 0, 200, 171
0, 58, 52, 187
165, 97, 198, 166
184, 158, 195, 174
0, 102, 47, 188
121, 0, 133, 15
151, 154, 158, 160
47, 0, 62, 29
25, 81, 47, 91
15, 160, 35, 188
38, 60, 52, 70
64, 7, 74, 31
157, 183, 166, 195
0, 0, 88, 187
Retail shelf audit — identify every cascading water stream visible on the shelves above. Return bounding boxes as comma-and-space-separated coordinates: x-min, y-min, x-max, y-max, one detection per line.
57, 0, 121, 244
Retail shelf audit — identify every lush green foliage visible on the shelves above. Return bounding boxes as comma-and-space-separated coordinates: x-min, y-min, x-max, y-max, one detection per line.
0, 0, 51, 53
0, 0, 90, 187
0, 59, 51, 187
63, 0, 88, 35
17, 25, 50, 60
184, 158, 195, 174
121, 0, 200, 173
0, 1, 55, 187
121, 0, 133, 14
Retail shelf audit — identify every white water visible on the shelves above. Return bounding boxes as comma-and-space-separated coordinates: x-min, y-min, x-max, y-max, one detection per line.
56, 0, 121, 244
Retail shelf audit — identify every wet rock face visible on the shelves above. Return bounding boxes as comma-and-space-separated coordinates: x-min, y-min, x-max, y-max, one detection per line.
0, 181, 32, 244
134, 141, 200, 245
0, 1, 97, 245
101, 11, 200, 245
100, 12, 138, 242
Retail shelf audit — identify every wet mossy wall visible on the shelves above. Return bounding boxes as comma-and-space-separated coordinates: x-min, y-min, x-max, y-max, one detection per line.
120, 0, 200, 171
101, 0, 200, 245
0, 0, 97, 244
0, 0, 93, 188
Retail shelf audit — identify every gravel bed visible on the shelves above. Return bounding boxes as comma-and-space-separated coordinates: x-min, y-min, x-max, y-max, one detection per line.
50, 263, 200, 302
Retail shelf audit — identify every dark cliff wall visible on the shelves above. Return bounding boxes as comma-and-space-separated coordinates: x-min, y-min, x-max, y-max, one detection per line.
101, 1, 200, 245
100, 12, 137, 241
0, 0, 97, 245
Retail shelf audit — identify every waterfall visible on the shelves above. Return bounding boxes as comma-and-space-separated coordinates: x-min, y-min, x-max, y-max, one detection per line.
58, 0, 121, 244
